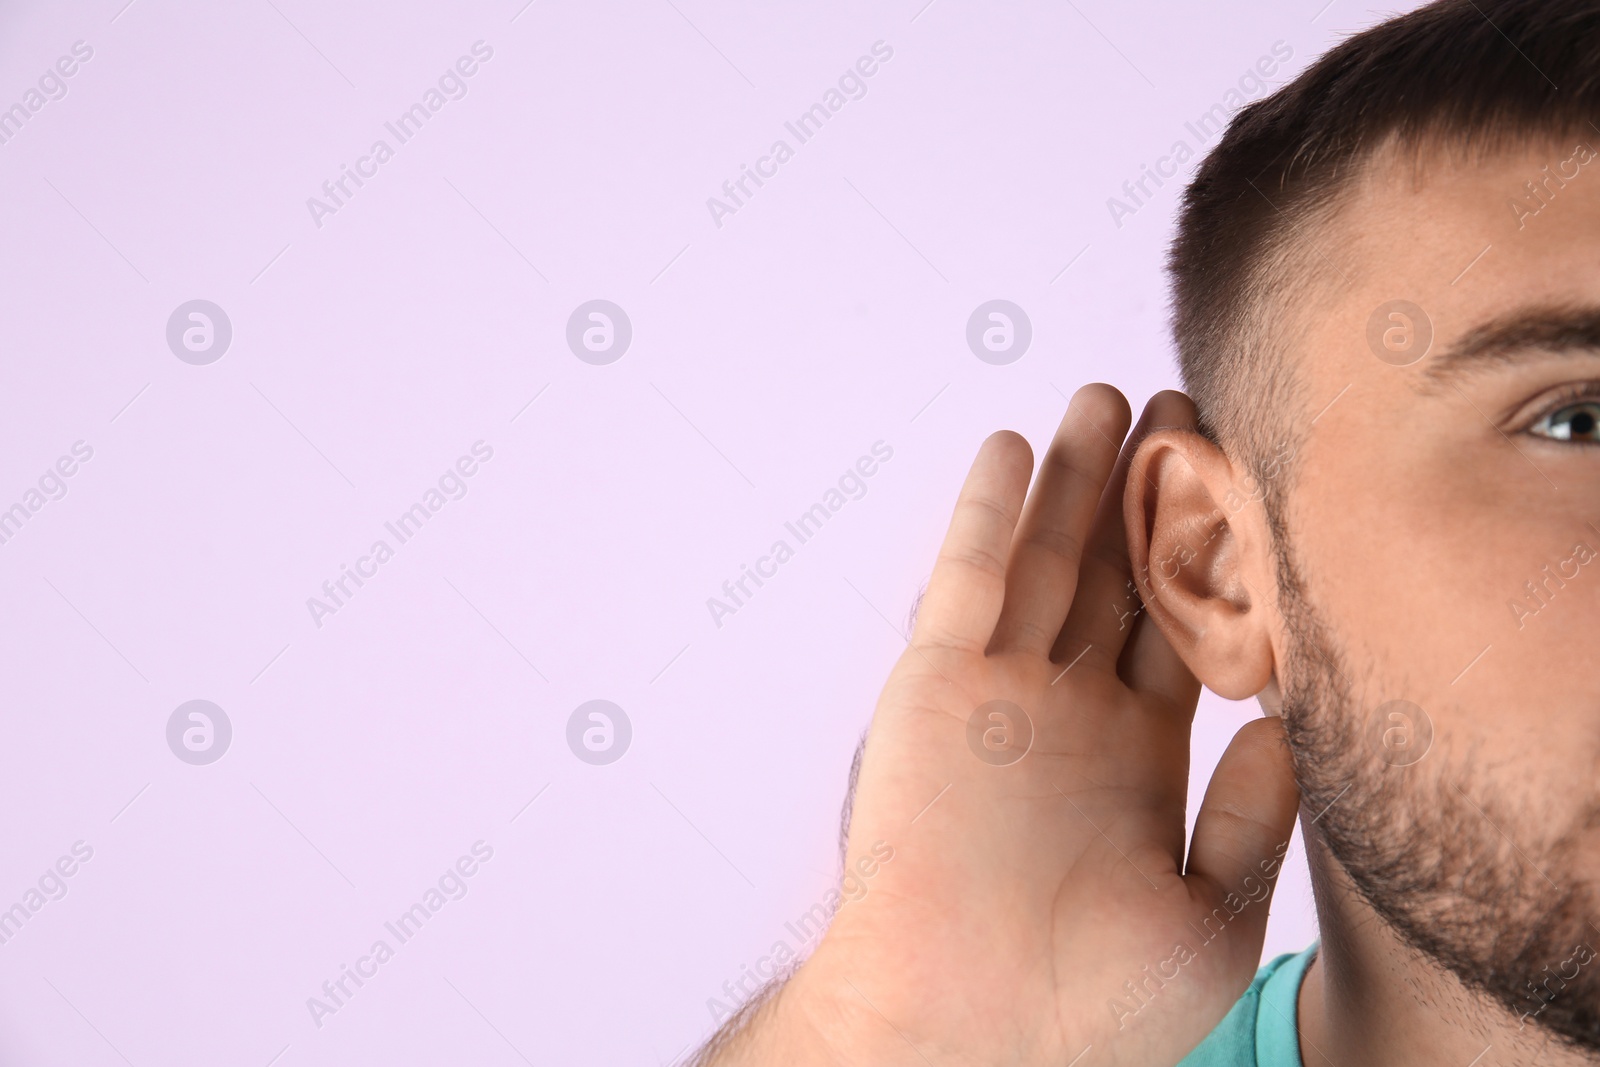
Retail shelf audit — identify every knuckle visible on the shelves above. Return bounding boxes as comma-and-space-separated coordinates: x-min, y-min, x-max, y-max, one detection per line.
1021, 524, 1085, 566
1043, 448, 1105, 494
961, 492, 1015, 529
939, 544, 1008, 582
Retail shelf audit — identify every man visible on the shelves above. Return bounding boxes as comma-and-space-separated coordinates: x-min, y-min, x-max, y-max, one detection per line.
692, 0, 1600, 1062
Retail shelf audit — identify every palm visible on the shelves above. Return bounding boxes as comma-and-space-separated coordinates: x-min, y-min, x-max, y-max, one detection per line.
799, 387, 1299, 1067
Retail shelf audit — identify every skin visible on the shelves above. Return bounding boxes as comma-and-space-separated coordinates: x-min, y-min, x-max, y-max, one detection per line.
697, 384, 1300, 1067
695, 135, 1600, 1066
1214, 137, 1600, 1066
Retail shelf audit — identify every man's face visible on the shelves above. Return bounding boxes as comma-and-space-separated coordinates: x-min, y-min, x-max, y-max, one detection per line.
1277, 135, 1600, 1047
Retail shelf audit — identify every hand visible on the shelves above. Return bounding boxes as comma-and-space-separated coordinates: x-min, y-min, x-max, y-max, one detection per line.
732, 385, 1301, 1066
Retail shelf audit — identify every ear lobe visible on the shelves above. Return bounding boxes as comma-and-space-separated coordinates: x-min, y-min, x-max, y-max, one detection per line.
1124, 430, 1276, 700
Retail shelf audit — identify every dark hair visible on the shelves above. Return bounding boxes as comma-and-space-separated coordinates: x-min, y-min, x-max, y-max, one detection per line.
1170, 0, 1600, 501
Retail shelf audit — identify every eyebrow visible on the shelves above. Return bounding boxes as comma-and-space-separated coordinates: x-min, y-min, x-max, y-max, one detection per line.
1422, 304, 1600, 386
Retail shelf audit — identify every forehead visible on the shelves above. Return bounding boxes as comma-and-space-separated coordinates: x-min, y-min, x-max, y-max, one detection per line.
1297, 137, 1600, 399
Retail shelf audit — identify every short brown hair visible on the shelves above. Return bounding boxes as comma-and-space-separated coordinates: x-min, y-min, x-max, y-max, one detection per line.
1170, 0, 1600, 505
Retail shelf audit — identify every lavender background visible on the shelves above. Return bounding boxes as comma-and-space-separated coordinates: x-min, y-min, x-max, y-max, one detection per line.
0, 1, 1414, 1063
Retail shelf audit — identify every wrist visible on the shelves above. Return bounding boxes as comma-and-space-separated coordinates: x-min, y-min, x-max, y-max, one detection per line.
765, 950, 935, 1067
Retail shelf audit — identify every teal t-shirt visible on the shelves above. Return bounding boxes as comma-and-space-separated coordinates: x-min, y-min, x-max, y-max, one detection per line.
1176, 943, 1317, 1066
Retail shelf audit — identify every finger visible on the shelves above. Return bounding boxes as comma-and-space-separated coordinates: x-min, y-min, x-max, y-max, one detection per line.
1184, 717, 1301, 952
988, 384, 1130, 657
1051, 390, 1196, 666
910, 430, 1034, 655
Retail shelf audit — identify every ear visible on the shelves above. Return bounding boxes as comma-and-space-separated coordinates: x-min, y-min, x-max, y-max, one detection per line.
1123, 429, 1278, 700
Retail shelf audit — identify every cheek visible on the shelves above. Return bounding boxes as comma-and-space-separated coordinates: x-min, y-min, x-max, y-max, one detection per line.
1305, 449, 1600, 826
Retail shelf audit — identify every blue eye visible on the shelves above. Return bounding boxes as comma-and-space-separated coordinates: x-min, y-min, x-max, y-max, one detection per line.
1533, 401, 1600, 441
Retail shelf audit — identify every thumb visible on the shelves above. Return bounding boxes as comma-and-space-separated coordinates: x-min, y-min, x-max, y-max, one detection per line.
1183, 716, 1301, 962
